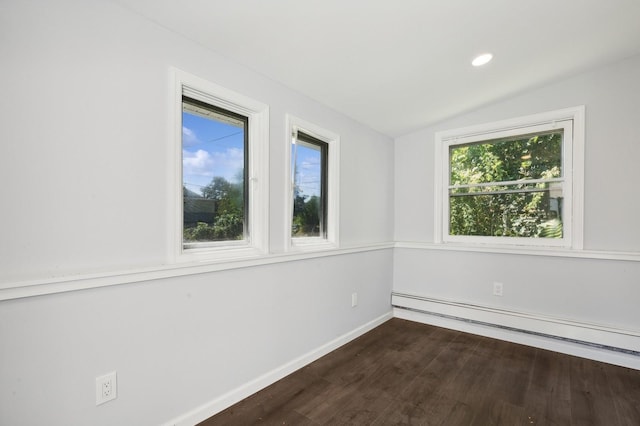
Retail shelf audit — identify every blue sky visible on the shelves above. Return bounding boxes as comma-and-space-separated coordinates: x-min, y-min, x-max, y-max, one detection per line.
183, 110, 322, 198
293, 143, 321, 197
182, 111, 244, 196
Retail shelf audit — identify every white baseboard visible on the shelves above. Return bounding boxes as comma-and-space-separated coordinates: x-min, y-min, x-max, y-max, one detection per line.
392, 292, 640, 370
163, 311, 393, 426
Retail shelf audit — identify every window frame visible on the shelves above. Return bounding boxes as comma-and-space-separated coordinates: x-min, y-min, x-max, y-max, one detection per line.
434, 106, 585, 249
172, 68, 269, 263
181, 96, 249, 248
292, 131, 329, 239
284, 115, 340, 251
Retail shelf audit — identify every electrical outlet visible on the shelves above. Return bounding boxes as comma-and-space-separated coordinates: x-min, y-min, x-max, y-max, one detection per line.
493, 282, 504, 297
96, 371, 117, 405
351, 292, 358, 307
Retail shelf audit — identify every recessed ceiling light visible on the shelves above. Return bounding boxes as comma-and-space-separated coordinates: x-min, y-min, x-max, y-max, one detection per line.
472, 53, 493, 67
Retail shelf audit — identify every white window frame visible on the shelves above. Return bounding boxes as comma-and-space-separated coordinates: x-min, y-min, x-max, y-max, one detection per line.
284, 115, 340, 251
171, 68, 269, 263
434, 106, 585, 249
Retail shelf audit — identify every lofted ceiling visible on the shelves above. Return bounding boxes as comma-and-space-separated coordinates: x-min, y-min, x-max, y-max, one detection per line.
112, 0, 640, 137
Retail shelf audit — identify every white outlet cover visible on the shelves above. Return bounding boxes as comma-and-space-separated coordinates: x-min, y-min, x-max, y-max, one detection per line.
96, 371, 117, 405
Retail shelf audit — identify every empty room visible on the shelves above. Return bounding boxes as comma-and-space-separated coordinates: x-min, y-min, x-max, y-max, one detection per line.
1, 1, 639, 425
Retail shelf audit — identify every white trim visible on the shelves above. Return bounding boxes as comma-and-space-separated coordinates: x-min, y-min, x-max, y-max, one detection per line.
392, 293, 640, 370
571, 105, 585, 249
434, 106, 585, 249
0, 243, 393, 301
394, 240, 640, 262
394, 309, 640, 371
436, 106, 586, 142
284, 114, 340, 252
444, 120, 573, 248
4, 241, 637, 301
162, 311, 393, 426
171, 68, 270, 263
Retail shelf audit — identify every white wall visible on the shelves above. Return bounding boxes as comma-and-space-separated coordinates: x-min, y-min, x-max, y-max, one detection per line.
0, 1, 394, 425
396, 53, 640, 250
0, 0, 394, 282
394, 54, 640, 357
3, 0, 638, 423
1, 251, 393, 426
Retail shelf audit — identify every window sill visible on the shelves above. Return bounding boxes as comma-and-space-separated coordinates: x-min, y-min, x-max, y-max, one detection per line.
395, 241, 640, 262
290, 237, 338, 252
177, 243, 265, 264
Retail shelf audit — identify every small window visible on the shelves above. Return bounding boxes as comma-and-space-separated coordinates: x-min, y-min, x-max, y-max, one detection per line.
285, 115, 339, 250
173, 68, 269, 261
435, 107, 584, 248
182, 97, 248, 247
292, 131, 328, 238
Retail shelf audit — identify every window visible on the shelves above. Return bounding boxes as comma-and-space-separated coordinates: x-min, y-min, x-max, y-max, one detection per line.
292, 131, 328, 238
173, 69, 269, 261
182, 97, 248, 246
435, 106, 584, 248
285, 115, 339, 250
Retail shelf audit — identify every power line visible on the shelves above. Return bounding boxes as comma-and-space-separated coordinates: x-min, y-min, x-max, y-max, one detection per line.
207, 131, 243, 144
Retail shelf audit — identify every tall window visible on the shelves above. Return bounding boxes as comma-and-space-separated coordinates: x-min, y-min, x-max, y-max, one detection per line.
173, 69, 269, 261
435, 106, 584, 248
182, 97, 248, 247
285, 115, 339, 249
291, 131, 328, 238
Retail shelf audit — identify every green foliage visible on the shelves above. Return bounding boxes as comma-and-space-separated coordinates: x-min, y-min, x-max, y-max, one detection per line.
184, 221, 217, 241
201, 176, 244, 214
292, 187, 321, 237
183, 176, 245, 242
539, 218, 562, 238
212, 212, 243, 240
449, 132, 563, 239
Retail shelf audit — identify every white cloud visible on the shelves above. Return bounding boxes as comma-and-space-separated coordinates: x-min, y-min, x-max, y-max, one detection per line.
300, 160, 319, 170
182, 126, 200, 147
183, 149, 213, 176
183, 147, 245, 194
213, 147, 244, 176
294, 154, 321, 196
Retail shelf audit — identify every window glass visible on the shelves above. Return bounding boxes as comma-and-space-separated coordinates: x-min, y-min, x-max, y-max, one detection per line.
436, 107, 584, 248
182, 96, 248, 246
292, 132, 327, 238
449, 131, 564, 238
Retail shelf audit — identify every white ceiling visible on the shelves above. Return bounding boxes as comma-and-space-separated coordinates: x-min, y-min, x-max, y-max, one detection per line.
113, 0, 640, 137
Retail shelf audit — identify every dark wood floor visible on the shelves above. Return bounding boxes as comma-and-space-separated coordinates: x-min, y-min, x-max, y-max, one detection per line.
199, 318, 640, 425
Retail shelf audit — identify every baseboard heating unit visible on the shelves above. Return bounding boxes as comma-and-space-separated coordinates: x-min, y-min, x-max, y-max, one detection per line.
391, 292, 640, 358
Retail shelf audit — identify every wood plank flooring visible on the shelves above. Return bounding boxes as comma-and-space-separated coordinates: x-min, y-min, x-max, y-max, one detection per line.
198, 318, 640, 425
